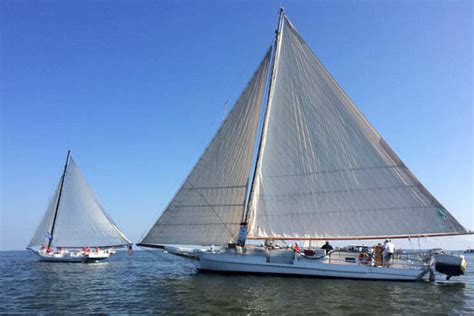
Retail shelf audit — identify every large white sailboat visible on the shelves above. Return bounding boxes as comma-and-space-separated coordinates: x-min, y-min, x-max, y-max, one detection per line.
138, 9, 471, 281
28, 151, 132, 262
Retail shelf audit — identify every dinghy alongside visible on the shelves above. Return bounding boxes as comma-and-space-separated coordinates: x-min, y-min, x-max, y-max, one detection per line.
27, 151, 132, 262
138, 9, 471, 281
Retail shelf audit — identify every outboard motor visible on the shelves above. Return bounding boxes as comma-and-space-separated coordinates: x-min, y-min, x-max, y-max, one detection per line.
434, 254, 467, 280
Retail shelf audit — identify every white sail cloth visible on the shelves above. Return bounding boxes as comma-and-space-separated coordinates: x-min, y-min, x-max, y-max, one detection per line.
247, 17, 467, 239
139, 49, 271, 246
28, 157, 131, 248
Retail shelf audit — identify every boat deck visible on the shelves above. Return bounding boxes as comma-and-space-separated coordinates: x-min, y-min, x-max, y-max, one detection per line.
241, 247, 424, 270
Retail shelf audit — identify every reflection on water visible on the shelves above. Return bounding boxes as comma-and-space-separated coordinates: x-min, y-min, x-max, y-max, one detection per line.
1, 251, 473, 313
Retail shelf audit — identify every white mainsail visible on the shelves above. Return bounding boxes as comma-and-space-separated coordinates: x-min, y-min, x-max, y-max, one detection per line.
139, 49, 272, 246
28, 155, 131, 248
247, 16, 467, 240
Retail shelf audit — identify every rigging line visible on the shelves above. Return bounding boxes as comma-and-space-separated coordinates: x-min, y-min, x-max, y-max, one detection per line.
177, 262, 197, 272
222, 99, 229, 123
187, 182, 238, 239
408, 237, 416, 252
146, 248, 197, 272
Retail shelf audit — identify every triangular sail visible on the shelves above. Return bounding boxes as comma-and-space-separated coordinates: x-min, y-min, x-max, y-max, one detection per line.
28, 156, 131, 248
247, 16, 467, 240
139, 49, 271, 246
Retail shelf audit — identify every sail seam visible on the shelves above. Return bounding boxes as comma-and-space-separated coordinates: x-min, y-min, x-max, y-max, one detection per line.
181, 185, 247, 190
154, 223, 241, 226
254, 205, 448, 217
264, 165, 405, 178
174, 204, 246, 208
255, 184, 424, 198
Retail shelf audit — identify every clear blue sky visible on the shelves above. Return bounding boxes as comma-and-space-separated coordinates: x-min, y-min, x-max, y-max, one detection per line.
1, 0, 472, 250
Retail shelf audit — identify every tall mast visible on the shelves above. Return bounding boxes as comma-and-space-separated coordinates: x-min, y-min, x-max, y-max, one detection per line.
47, 150, 71, 248
245, 8, 284, 222
237, 8, 285, 246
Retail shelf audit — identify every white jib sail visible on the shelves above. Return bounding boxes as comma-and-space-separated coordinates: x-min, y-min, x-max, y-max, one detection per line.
247, 16, 467, 240
28, 156, 131, 248
139, 49, 271, 246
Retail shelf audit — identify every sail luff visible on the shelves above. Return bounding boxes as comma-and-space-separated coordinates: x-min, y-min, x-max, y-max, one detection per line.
245, 9, 285, 229
47, 150, 70, 248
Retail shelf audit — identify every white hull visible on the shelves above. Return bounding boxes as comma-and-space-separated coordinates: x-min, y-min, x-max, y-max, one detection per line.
30, 249, 112, 263
192, 250, 427, 281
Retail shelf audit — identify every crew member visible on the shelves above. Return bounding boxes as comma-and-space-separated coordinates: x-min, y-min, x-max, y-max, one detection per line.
374, 243, 384, 266
321, 241, 333, 255
294, 242, 301, 253
383, 239, 395, 267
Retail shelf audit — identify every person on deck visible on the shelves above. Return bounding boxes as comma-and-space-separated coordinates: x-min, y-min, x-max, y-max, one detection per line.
374, 243, 384, 266
40, 244, 46, 253
383, 239, 395, 267
321, 241, 333, 255
294, 242, 301, 253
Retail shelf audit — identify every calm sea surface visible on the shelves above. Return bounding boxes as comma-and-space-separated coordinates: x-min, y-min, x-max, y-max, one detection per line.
1, 250, 473, 314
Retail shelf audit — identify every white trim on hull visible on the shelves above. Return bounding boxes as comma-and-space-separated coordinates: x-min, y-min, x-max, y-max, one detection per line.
193, 252, 428, 281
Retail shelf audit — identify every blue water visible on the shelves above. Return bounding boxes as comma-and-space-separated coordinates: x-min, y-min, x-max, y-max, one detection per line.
1, 250, 473, 314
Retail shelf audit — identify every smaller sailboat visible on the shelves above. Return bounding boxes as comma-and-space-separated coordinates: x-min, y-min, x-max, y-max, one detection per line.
27, 151, 131, 262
